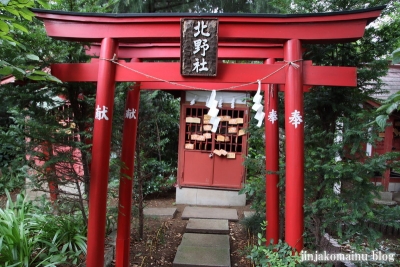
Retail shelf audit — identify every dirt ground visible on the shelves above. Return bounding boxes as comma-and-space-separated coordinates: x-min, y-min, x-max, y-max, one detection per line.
0, 189, 255, 267
124, 192, 255, 267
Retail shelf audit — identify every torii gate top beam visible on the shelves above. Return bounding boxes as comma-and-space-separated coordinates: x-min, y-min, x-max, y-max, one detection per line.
33, 6, 384, 44
33, 6, 385, 90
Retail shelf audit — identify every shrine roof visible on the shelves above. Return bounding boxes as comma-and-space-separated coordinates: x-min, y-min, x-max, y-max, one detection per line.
372, 64, 400, 101
32, 6, 384, 20
33, 6, 385, 44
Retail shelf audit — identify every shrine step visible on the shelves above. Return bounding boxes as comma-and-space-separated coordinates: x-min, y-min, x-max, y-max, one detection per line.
186, 218, 229, 234
181, 206, 238, 221
173, 233, 230, 267
143, 207, 177, 219
176, 187, 246, 206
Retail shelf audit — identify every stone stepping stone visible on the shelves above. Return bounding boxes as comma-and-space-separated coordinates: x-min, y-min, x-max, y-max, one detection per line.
173, 233, 230, 267
181, 206, 238, 221
180, 233, 230, 248
186, 219, 229, 234
173, 246, 230, 267
143, 207, 177, 219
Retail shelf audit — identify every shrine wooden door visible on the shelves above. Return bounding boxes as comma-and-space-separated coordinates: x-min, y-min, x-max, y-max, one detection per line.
179, 104, 249, 189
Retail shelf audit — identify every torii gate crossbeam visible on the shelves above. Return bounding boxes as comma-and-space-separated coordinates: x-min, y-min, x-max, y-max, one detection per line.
33, 6, 384, 267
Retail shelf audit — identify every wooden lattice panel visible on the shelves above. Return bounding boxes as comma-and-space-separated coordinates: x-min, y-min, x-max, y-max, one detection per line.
184, 106, 247, 154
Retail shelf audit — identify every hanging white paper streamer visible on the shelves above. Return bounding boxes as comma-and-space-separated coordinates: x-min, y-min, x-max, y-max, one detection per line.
231, 98, 235, 109
257, 112, 265, 127
208, 106, 219, 117
206, 90, 216, 108
205, 90, 220, 131
252, 102, 262, 112
190, 95, 197, 105
211, 117, 221, 133
252, 80, 265, 127
218, 97, 223, 108
255, 106, 265, 127
252, 80, 262, 111
255, 107, 265, 121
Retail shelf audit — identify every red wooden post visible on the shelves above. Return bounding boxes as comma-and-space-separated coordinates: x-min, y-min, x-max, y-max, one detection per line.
284, 39, 304, 252
86, 37, 118, 267
42, 141, 58, 201
265, 58, 279, 245
115, 85, 141, 267
382, 117, 394, 191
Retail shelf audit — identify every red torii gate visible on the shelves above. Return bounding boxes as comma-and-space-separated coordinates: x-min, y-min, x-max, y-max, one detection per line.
33, 6, 384, 267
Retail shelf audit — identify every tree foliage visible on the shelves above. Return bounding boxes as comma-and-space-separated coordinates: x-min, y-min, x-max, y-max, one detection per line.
96, 0, 281, 13
241, 0, 400, 257
0, 0, 104, 223
134, 90, 179, 238
0, 0, 60, 82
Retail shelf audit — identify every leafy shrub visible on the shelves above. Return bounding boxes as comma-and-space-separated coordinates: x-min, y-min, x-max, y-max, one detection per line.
0, 191, 87, 266
139, 159, 176, 196
0, 166, 27, 192
0, 191, 64, 266
239, 175, 265, 215
240, 212, 265, 235
36, 214, 87, 265
247, 223, 302, 267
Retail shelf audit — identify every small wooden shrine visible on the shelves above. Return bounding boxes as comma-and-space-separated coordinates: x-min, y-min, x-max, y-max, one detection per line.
178, 91, 249, 190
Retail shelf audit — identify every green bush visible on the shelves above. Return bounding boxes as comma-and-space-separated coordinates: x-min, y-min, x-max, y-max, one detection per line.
139, 159, 176, 196
36, 214, 87, 265
247, 223, 302, 267
0, 166, 27, 193
240, 212, 265, 235
0, 191, 87, 266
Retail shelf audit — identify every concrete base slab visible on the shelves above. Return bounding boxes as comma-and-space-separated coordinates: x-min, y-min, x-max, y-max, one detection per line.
243, 211, 255, 218
186, 219, 229, 234
173, 246, 230, 267
176, 187, 246, 206
180, 233, 230, 247
182, 206, 238, 221
379, 191, 393, 201
143, 207, 177, 219
373, 199, 397, 206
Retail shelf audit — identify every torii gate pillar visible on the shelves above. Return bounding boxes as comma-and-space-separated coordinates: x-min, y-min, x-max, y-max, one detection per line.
265, 58, 279, 245
86, 37, 118, 267
284, 39, 304, 251
115, 85, 141, 267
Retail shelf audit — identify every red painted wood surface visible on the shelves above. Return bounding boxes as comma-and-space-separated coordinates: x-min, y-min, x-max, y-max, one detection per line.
115, 86, 140, 267
41, 141, 58, 201
382, 117, 394, 191
179, 104, 248, 189
371, 177, 400, 184
86, 42, 284, 60
50, 61, 357, 88
284, 39, 304, 252
182, 152, 214, 187
212, 156, 244, 189
86, 38, 118, 267
265, 59, 279, 245
34, 7, 383, 43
